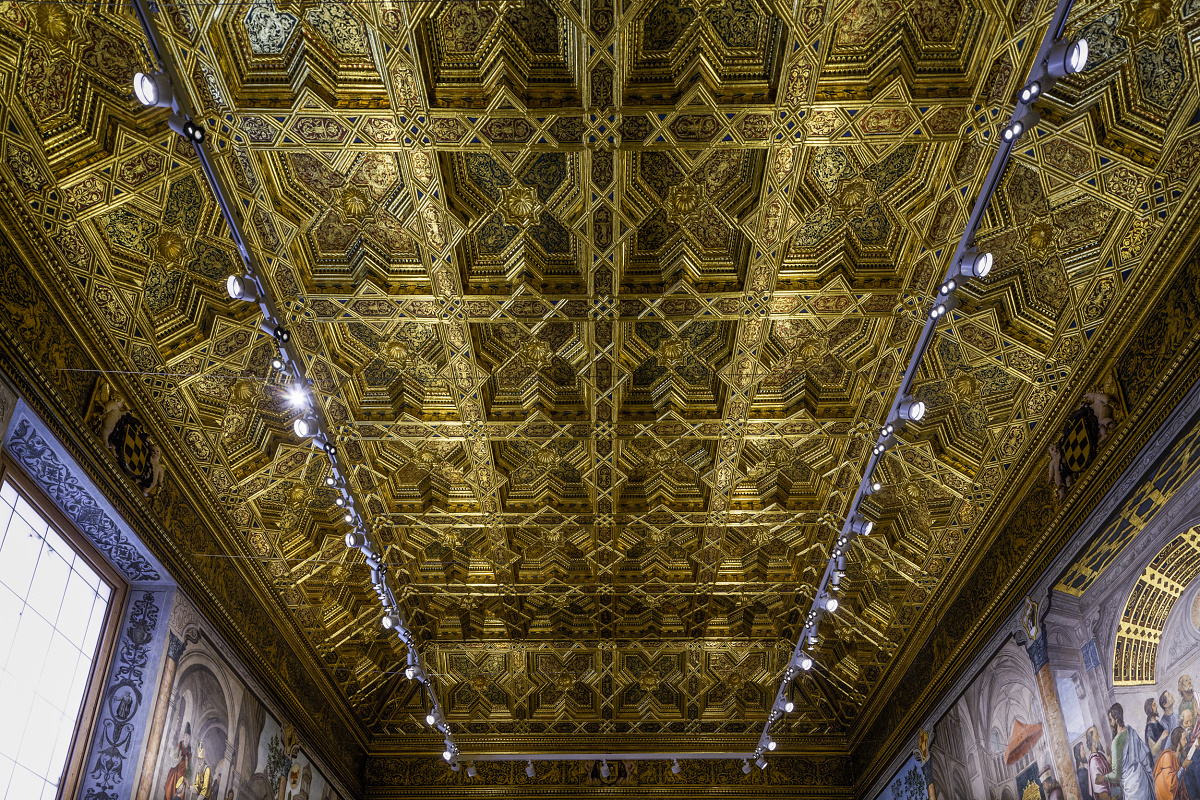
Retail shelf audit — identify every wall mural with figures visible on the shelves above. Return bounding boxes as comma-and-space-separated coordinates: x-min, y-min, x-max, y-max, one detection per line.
136, 594, 347, 800
873, 421, 1200, 800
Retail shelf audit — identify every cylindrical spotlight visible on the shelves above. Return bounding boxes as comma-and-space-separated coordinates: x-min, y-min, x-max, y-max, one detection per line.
1020, 80, 1042, 103
671, 760, 681, 775
798, 655, 813, 671
1047, 38, 1088, 77
824, 596, 839, 612
784, 699, 795, 712
271, 357, 285, 371
345, 531, 365, 548
467, 764, 477, 778
325, 476, 337, 487
865, 479, 882, 495
929, 295, 960, 320
382, 613, 401, 630
442, 750, 453, 762
756, 757, 768, 770
526, 761, 536, 778
836, 555, 847, 573
898, 399, 925, 422
404, 665, 424, 681
1002, 109, 1039, 143
343, 512, 354, 524
426, 710, 443, 726
767, 739, 777, 751
600, 761, 610, 779
273, 326, 291, 343
226, 274, 259, 302
742, 760, 752, 775
133, 71, 173, 108
293, 416, 317, 438
960, 248, 993, 279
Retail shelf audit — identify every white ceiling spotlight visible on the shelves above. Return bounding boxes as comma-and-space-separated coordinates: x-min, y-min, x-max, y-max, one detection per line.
226, 274, 260, 302
1003, 107, 1040, 143
756, 756, 768, 770
293, 414, 317, 439
959, 247, 994, 279
404, 665, 425, 681
742, 760, 752, 775
168, 113, 205, 144
426, 710, 444, 727
896, 398, 926, 423
849, 515, 873, 537
822, 595, 839, 613
671, 760, 681, 775
382, 613, 402, 630
133, 70, 174, 108
784, 698, 795, 712
600, 760, 610, 779
797, 654, 813, 671
929, 294, 960, 320
467, 763, 477, 778
344, 530, 365, 548
526, 761, 536, 778
1047, 37, 1089, 77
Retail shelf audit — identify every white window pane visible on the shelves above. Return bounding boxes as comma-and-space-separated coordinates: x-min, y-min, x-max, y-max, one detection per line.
0, 586, 21, 670
17, 696, 60, 777
11, 496, 45, 538
5, 764, 44, 800
56, 572, 94, 649
63, 654, 92, 724
8, 612, 51, 686
0, 482, 112, 797
0, 677, 33, 759
82, 597, 107, 654
25, 546, 68, 624
38, 633, 80, 712
0, 755, 15, 799
0, 514, 41, 598
47, 715, 73, 781
0, 480, 16, 507
41, 527, 74, 571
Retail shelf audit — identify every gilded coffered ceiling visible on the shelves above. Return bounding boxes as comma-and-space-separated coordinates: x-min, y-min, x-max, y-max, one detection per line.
2, 0, 1200, 792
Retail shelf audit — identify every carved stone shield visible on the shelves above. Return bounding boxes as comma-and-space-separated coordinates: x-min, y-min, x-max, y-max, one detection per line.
1056, 402, 1101, 488
109, 412, 154, 490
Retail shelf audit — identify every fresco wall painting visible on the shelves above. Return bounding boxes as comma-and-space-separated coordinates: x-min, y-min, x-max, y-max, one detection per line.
889, 523, 1200, 800
136, 595, 346, 800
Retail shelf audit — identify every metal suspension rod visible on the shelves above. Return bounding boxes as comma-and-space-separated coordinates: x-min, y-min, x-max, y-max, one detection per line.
754, 0, 1082, 760
127, 0, 460, 763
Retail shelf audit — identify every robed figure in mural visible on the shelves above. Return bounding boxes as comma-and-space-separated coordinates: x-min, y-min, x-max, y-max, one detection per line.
1090, 726, 1114, 800
1153, 727, 1188, 800
1106, 703, 1156, 800
164, 722, 192, 800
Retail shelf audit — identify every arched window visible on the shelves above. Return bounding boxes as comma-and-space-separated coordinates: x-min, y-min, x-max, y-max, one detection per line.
992, 727, 1005, 754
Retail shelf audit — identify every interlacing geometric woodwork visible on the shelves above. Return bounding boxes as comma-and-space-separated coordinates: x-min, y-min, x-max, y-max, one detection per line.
1, 0, 1200, 786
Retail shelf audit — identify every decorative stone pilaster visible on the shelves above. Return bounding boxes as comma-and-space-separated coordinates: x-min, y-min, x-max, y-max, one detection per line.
77, 588, 176, 800
1026, 629, 1084, 800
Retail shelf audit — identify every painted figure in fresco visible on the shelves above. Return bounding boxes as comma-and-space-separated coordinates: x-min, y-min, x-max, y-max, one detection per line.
1090, 726, 1115, 800
1106, 703, 1156, 800
1153, 727, 1188, 800
1180, 677, 1196, 718
1163, 693, 1180, 739
193, 741, 213, 799
1078, 742, 1096, 800
164, 722, 192, 800
1150, 698, 1173, 759
1177, 707, 1200, 800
